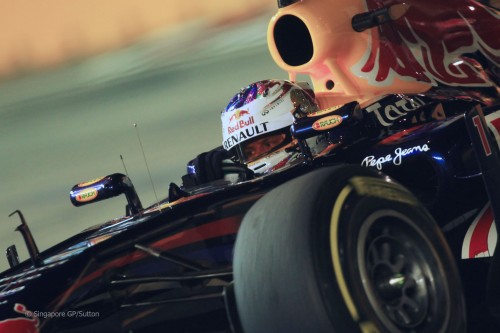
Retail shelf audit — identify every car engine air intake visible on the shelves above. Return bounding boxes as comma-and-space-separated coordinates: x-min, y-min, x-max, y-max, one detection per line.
273, 15, 313, 67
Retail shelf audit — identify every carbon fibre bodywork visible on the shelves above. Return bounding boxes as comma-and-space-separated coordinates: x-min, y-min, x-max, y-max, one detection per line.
0, 90, 498, 332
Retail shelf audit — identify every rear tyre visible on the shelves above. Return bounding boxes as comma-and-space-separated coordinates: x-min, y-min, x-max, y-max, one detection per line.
233, 165, 466, 333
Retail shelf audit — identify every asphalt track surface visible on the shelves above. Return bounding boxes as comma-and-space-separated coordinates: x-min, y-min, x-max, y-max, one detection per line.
0, 13, 285, 272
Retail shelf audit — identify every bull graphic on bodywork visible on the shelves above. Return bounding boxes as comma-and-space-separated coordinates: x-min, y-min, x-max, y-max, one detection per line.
356, 0, 500, 87
268, 0, 500, 107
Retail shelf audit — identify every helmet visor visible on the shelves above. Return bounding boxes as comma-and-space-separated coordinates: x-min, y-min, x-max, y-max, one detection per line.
237, 130, 292, 163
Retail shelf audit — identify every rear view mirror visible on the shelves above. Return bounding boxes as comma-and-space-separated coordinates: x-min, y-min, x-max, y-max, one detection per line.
70, 173, 143, 215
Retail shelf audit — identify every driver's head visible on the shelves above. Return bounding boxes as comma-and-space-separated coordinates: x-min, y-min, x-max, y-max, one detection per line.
221, 79, 320, 175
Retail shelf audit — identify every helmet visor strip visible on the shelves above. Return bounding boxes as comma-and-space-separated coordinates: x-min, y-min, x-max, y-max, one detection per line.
236, 129, 293, 163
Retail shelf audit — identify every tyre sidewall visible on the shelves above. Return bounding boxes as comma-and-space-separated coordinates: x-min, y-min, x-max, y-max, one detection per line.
312, 175, 465, 333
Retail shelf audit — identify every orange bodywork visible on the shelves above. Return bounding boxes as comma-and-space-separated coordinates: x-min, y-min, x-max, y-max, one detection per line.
267, 0, 499, 108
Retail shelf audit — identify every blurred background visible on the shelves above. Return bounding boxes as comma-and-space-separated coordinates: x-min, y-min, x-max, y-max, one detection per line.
0, 0, 287, 271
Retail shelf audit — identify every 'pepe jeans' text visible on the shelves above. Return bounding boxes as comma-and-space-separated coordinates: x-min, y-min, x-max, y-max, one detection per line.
361, 144, 430, 170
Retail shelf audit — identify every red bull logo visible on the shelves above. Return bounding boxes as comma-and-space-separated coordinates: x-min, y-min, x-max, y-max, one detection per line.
227, 110, 255, 135
0, 304, 40, 333
227, 117, 255, 134
229, 110, 251, 123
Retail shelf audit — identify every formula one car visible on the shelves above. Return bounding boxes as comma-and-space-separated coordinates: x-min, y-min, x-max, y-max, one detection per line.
1, 1, 499, 333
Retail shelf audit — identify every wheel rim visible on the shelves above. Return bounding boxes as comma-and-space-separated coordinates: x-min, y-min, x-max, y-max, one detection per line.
357, 210, 450, 332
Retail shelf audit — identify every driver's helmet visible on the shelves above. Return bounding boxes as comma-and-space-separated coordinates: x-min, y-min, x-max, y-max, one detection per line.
221, 79, 322, 175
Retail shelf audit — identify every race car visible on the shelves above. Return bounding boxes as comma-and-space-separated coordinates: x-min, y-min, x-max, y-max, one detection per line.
1, 0, 499, 332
